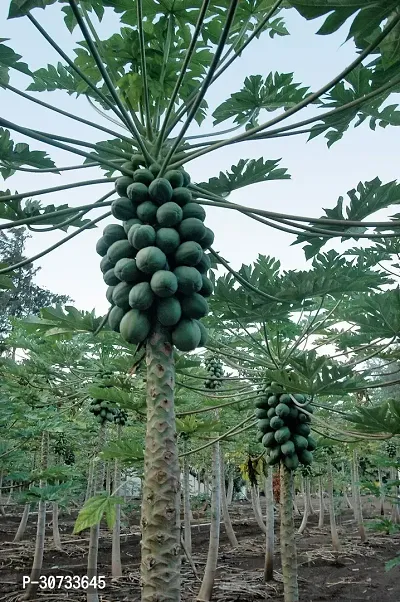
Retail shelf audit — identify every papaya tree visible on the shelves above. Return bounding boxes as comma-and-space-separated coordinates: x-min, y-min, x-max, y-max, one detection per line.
2, 1, 400, 601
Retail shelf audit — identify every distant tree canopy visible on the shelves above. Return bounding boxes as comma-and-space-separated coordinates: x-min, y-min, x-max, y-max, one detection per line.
0, 228, 70, 338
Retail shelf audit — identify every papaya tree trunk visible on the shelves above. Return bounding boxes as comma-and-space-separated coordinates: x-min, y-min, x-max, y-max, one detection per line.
105, 462, 111, 495
352, 449, 366, 542
226, 471, 234, 505
140, 327, 181, 602
327, 457, 341, 554
264, 468, 274, 583
7, 480, 13, 504
197, 441, 221, 602
85, 459, 94, 503
219, 453, 237, 547
306, 477, 314, 515
378, 467, 385, 516
112, 425, 122, 578
250, 484, 266, 534
183, 440, 192, 556
0, 470, 6, 516
87, 426, 107, 602
52, 501, 63, 551
298, 477, 310, 535
318, 475, 324, 528
22, 430, 48, 600
292, 479, 300, 516
390, 466, 400, 524
280, 463, 298, 602
14, 503, 30, 541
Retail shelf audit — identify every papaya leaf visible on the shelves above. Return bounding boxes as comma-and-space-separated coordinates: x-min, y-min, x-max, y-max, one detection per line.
8, 0, 58, 19
100, 440, 144, 465
0, 264, 15, 290
73, 493, 124, 533
21, 305, 106, 336
293, 178, 400, 258
345, 401, 400, 435
0, 128, 56, 179
0, 42, 31, 83
385, 555, 400, 572
197, 158, 289, 198
212, 73, 311, 127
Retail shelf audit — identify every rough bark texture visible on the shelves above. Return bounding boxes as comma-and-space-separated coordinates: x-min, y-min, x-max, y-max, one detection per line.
197, 442, 221, 602
280, 463, 298, 602
140, 326, 181, 602
327, 457, 341, 554
14, 503, 30, 541
22, 431, 48, 600
250, 484, 266, 534
264, 468, 274, 583
390, 466, 400, 524
183, 440, 192, 556
219, 453, 238, 547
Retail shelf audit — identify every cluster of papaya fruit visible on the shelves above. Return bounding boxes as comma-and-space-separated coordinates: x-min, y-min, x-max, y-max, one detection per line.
255, 382, 316, 471
53, 434, 75, 466
204, 355, 223, 390
96, 155, 214, 352
386, 441, 397, 459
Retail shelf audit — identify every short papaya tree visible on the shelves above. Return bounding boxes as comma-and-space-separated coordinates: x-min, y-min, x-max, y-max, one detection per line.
2, 2, 400, 601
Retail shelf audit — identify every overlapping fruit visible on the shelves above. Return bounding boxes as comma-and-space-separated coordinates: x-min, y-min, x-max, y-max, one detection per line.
386, 441, 397, 459
255, 382, 316, 470
97, 156, 214, 351
204, 355, 223, 390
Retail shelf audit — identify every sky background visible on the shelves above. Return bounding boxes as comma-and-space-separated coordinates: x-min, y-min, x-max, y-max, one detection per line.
1, 4, 399, 315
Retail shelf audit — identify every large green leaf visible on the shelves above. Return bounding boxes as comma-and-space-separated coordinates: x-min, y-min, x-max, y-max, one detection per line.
0, 42, 31, 84
345, 400, 400, 435
8, 0, 57, 19
21, 305, 107, 336
73, 493, 124, 533
196, 158, 289, 198
212, 73, 311, 127
0, 128, 56, 179
294, 178, 400, 259
101, 439, 144, 465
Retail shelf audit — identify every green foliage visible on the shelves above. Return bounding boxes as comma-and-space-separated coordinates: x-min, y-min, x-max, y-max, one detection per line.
0, 128, 56, 179
73, 493, 124, 533
0, 40, 31, 84
213, 73, 311, 128
101, 438, 144, 465
197, 158, 289, 198
8, 0, 57, 19
22, 305, 106, 337
345, 400, 400, 435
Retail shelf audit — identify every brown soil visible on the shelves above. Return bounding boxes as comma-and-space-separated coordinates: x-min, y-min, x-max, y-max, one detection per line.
0, 500, 399, 601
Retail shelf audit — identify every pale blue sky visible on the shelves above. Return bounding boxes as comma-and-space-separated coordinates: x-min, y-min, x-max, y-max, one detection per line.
1, 5, 399, 313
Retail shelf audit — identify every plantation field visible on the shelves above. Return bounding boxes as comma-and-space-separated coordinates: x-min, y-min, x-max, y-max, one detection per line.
1, 500, 399, 602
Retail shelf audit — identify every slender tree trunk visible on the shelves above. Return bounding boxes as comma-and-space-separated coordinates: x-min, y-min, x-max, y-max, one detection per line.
140, 327, 181, 602
390, 466, 400, 524
226, 471, 234, 505
327, 457, 341, 554
22, 431, 48, 600
352, 449, 366, 542
298, 477, 310, 534
306, 477, 314, 515
183, 440, 192, 556
280, 463, 298, 602
52, 502, 63, 550
112, 426, 122, 578
7, 480, 13, 504
14, 503, 30, 541
378, 467, 385, 516
219, 453, 237, 547
264, 468, 274, 583
105, 462, 111, 495
85, 459, 94, 503
197, 442, 221, 602
87, 426, 107, 602
250, 484, 267, 534
0, 470, 6, 516
292, 479, 300, 516
318, 475, 324, 528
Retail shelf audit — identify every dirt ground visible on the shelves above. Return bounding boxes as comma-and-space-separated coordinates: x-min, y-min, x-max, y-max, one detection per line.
1, 499, 399, 601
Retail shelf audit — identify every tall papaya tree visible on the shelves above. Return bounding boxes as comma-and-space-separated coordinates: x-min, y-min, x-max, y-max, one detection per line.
2, 2, 400, 601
